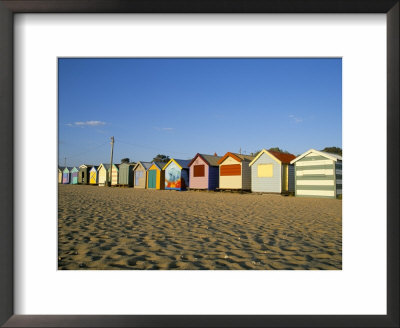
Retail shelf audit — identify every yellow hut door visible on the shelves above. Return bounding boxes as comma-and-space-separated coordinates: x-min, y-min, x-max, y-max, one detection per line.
90, 170, 96, 184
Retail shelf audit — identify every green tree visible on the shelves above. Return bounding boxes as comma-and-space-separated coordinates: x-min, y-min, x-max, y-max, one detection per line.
268, 147, 289, 154
152, 154, 170, 163
321, 147, 342, 156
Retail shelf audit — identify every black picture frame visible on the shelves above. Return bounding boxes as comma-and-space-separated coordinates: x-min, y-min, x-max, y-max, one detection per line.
0, 1, 398, 327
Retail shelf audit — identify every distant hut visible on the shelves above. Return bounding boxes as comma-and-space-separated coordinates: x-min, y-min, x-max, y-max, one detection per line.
78, 164, 93, 184
70, 167, 79, 185
97, 163, 110, 186
133, 161, 152, 188
290, 149, 342, 198
89, 166, 99, 185
146, 162, 165, 190
58, 166, 63, 183
62, 167, 73, 184
119, 162, 136, 187
217, 152, 255, 191
163, 159, 191, 190
249, 149, 296, 193
110, 164, 120, 186
188, 153, 222, 190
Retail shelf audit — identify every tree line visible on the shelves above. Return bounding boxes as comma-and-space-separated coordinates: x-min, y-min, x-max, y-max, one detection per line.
122, 147, 342, 164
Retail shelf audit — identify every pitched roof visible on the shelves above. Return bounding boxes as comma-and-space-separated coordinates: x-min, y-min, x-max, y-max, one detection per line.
217, 152, 255, 164
174, 159, 191, 169
290, 149, 342, 164
188, 153, 223, 167
249, 149, 295, 166
63, 167, 74, 172
268, 150, 296, 164
163, 158, 191, 170
120, 162, 134, 166
79, 164, 94, 169
97, 163, 110, 171
236, 153, 255, 161
201, 154, 222, 166
142, 162, 153, 170
151, 161, 164, 170
133, 161, 152, 171
319, 151, 342, 160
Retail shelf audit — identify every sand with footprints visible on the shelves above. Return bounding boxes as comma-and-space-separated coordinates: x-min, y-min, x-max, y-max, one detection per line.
58, 184, 342, 270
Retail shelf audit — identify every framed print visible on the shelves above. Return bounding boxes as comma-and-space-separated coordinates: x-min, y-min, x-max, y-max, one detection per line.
0, 0, 398, 327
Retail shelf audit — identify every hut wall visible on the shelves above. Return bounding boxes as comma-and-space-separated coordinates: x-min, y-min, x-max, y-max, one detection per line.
147, 164, 164, 189
78, 168, 90, 184
58, 171, 62, 183
208, 166, 219, 190
189, 156, 209, 189
78, 169, 84, 184
71, 168, 79, 184
134, 166, 147, 188
111, 166, 118, 185
147, 168, 157, 189
336, 161, 342, 196
62, 171, 70, 184
89, 168, 97, 184
281, 164, 295, 192
98, 167, 108, 186
219, 157, 242, 189
282, 164, 288, 192
295, 152, 336, 198
181, 169, 189, 190
251, 152, 281, 193
159, 169, 165, 190
119, 164, 134, 186
288, 165, 295, 192
241, 160, 252, 190
165, 161, 182, 190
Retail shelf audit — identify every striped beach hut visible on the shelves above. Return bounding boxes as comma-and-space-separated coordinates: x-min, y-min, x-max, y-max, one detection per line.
217, 153, 254, 191
110, 164, 119, 186
249, 149, 296, 193
70, 167, 79, 184
188, 153, 222, 190
146, 162, 165, 190
62, 167, 73, 184
119, 162, 135, 187
97, 163, 110, 186
78, 164, 93, 184
290, 149, 342, 198
58, 166, 62, 183
163, 159, 191, 190
133, 161, 152, 188
89, 166, 99, 185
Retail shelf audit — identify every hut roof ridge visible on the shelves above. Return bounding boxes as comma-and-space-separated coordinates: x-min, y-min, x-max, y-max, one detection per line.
188, 153, 223, 167
290, 149, 342, 164
267, 150, 296, 164
163, 158, 191, 170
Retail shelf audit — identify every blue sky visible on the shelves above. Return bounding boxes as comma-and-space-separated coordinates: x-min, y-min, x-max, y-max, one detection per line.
58, 58, 342, 167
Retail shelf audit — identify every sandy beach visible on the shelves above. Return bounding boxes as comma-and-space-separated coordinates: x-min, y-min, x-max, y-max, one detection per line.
58, 184, 342, 270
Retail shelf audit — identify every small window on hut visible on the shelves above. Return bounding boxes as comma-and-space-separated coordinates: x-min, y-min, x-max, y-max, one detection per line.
258, 164, 273, 177
194, 165, 205, 177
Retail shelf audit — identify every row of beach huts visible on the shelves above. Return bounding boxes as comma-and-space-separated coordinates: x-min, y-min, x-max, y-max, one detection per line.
58, 149, 342, 198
